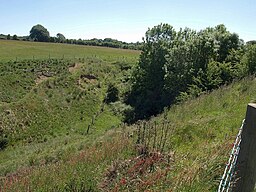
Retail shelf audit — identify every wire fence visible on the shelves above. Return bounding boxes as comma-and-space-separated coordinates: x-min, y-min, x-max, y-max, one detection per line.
218, 119, 245, 192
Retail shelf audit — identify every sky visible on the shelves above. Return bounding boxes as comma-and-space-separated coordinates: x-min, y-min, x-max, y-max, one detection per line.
1, 0, 255, 43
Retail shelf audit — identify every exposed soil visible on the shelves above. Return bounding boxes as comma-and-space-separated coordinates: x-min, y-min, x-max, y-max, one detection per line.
35, 75, 49, 85
68, 63, 81, 73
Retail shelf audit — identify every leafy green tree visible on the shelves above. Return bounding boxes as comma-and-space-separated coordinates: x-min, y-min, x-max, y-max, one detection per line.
56, 33, 66, 43
12, 34, 18, 40
242, 45, 256, 74
7, 34, 10, 40
127, 23, 176, 120
49, 37, 57, 43
165, 24, 242, 100
164, 28, 199, 99
29, 24, 50, 42
126, 23, 243, 121
212, 24, 241, 63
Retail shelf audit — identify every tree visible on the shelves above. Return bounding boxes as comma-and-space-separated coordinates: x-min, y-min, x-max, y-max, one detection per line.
29, 24, 50, 42
7, 34, 10, 40
164, 28, 199, 99
212, 24, 241, 63
126, 23, 243, 122
242, 45, 256, 74
164, 24, 242, 99
12, 34, 18, 40
247, 40, 256, 46
126, 23, 176, 120
56, 33, 66, 43
49, 37, 57, 43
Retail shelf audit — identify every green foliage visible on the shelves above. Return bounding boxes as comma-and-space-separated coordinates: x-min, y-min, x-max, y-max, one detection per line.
29, 24, 50, 42
56, 33, 66, 43
104, 83, 119, 103
0, 137, 8, 150
1, 33, 142, 50
126, 23, 173, 120
247, 40, 256, 46
67, 37, 143, 50
12, 34, 18, 40
126, 23, 245, 121
242, 44, 256, 74
109, 101, 134, 122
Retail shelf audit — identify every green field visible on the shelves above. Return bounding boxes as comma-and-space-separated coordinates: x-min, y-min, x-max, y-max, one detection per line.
0, 40, 140, 62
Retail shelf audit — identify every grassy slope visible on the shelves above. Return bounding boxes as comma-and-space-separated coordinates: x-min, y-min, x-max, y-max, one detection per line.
0, 42, 139, 187
0, 40, 139, 62
0, 58, 121, 174
154, 77, 256, 191
97, 77, 256, 191
2, 76, 256, 191
1, 41, 256, 191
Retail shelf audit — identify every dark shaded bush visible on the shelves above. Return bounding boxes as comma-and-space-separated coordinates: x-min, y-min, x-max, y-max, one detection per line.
0, 137, 8, 150
104, 84, 119, 104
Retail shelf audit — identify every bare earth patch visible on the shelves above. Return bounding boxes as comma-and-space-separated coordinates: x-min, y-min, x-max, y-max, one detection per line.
35, 75, 49, 85
68, 63, 81, 73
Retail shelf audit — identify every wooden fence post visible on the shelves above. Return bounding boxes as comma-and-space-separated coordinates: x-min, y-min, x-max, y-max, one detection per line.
232, 103, 256, 192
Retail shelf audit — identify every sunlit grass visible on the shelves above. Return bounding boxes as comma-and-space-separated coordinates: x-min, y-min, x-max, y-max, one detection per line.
1, 39, 256, 191
0, 40, 140, 62
1, 77, 256, 191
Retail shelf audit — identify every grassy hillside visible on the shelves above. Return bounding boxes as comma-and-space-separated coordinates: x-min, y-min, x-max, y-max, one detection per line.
1, 40, 255, 191
1, 74, 256, 191
155, 77, 255, 191
95, 77, 256, 191
0, 41, 139, 190
0, 58, 123, 174
0, 40, 140, 62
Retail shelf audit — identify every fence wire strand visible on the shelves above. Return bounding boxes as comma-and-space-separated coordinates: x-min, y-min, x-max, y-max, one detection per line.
218, 119, 245, 192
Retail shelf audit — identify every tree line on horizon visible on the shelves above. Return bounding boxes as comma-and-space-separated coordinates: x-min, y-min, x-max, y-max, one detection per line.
0, 24, 142, 50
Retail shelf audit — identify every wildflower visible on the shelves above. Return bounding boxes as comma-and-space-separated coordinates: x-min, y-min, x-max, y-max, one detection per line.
120, 178, 126, 185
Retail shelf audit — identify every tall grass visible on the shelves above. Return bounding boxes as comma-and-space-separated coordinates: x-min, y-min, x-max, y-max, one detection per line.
0, 55, 136, 178
0, 132, 134, 191
100, 76, 256, 191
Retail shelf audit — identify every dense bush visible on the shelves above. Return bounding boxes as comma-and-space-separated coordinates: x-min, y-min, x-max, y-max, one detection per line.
126, 23, 254, 122
242, 44, 256, 74
104, 84, 119, 104
0, 137, 8, 150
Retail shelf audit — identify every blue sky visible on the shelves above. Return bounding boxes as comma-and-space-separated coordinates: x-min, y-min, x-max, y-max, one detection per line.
1, 0, 255, 42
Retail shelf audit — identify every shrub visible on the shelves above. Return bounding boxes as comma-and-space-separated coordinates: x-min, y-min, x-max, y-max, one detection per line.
0, 137, 8, 150
109, 101, 134, 123
104, 84, 119, 103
